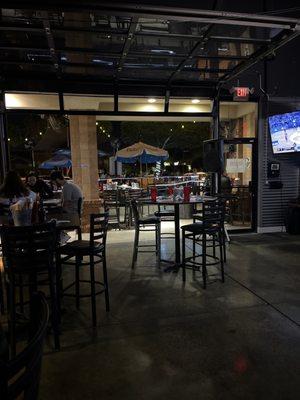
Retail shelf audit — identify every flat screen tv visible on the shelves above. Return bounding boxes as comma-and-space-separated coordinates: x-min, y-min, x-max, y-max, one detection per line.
269, 111, 300, 154
203, 139, 224, 173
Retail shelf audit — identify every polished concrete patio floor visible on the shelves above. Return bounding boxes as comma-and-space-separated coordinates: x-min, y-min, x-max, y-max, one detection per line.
40, 228, 300, 400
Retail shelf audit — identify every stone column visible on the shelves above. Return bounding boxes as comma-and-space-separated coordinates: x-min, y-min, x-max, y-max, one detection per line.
69, 115, 101, 231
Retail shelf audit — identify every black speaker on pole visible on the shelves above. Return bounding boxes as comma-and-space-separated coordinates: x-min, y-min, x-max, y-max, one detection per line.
203, 139, 224, 173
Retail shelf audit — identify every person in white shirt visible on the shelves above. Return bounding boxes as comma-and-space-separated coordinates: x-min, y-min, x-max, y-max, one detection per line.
50, 171, 83, 214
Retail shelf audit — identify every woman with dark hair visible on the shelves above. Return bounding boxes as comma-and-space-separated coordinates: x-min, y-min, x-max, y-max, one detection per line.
0, 170, 36, 225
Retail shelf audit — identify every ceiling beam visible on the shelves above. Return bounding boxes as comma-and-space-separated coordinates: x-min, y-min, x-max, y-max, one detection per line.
1, 2, 298, 29
116, 16, 138, 75
0, 24, 276, 45
0, 59, 230, 74
42, 14, 61, 76
0, 44, 249, 61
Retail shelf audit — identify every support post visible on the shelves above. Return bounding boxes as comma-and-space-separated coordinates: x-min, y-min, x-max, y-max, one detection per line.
0, 93, 9, 181
212, 95, 220, 195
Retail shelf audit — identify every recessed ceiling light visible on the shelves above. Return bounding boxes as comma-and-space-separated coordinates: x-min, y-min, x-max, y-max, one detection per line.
148, 98, 156, 103
191, 99, 200, 104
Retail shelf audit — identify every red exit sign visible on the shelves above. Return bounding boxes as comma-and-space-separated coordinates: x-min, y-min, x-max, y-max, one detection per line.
231, 86, 253, 101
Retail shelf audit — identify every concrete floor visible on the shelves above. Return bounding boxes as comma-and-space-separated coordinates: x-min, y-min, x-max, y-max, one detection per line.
40, 227, 300, 400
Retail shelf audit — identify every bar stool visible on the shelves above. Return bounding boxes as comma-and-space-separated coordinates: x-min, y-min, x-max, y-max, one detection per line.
131, 200, 161, 269
102, 190, 120, 229
124, 189, 143, 227
0, 222, 60, 355
181, 200, 225, 289
57, 213, 109, 327
193, 197, 227, 263
154, 205, 175, 260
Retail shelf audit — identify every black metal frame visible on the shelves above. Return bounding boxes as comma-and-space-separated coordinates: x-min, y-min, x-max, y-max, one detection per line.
223, 137, 258, 233
0, 3, 299, 99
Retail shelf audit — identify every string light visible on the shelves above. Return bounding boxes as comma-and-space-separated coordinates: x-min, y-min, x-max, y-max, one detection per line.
181, 125, 184, 129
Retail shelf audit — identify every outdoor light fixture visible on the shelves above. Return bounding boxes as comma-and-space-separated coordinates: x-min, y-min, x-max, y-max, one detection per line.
191, 99, 200, 104
148, 98, 156, 103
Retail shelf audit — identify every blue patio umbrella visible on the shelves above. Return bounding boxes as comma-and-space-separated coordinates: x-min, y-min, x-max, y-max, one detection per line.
39, 154, 72, 169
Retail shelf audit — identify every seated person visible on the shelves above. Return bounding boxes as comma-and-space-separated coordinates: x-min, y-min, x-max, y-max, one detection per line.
50, 171, 83, 214
26, 172, 53, 199
0, 170, 37, 225
220, 172, 232, 194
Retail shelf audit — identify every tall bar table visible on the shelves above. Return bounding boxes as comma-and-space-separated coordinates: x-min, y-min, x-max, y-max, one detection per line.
138, 196, 216, 270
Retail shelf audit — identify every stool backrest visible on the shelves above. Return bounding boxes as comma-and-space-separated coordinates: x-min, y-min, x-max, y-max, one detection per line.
126, 189, 142, 201
0, 222, 57, 275
0, 292, 49, 400
202, 200, 224, 228
89, 212, 109, 248
102, 190, 118, 204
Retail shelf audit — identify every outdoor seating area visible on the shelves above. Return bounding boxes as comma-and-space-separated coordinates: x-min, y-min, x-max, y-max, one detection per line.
0, 1, 300, 399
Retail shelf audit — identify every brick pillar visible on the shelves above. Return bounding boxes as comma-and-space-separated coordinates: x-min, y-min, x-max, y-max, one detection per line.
69, 115, 101, 231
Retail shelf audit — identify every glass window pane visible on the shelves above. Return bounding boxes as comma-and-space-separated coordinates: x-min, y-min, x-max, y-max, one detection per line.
197, 40, 260, 57
130, 35, 196, 56
64, 95, 114, 111
169, 98, 212, 113
118, 96, 164, 112
5, 92, 60, 110
220, 102, 258, 138
53, 31, 126, 53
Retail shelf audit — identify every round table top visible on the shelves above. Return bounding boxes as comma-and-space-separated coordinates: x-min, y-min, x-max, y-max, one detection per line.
138, 196, 216, 206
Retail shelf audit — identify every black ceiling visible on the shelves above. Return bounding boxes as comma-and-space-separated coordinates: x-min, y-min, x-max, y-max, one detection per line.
0, 1, 299, 96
